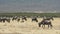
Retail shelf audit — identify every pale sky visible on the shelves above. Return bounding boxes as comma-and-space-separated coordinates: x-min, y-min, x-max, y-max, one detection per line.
0, 0, 60, 13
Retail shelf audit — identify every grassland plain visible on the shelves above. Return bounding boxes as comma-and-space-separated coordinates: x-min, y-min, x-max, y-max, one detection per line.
0, 17, 60, 34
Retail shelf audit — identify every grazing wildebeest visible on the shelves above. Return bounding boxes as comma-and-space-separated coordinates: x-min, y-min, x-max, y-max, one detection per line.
38, 19, 53, 29
31, 16, 38, 22
38, 16, 54, 29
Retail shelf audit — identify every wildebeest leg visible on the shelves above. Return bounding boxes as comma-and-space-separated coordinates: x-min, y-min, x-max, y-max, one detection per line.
48, 25, 49, 28
12, 18, 14, 21
7, 20, 10, 23
32, 19, 33, 22
5, 19, 10, 23
3, 20, 5, 23
42, 25, 43, 28
21, 19, 24, 22
50, 24, 53, 29
50, 22, 53, 29
0, 20, 1, 22
17, 19, 20, 22
38, 23, 41, 27
25, 18, 27, 21
43, 25, 45, 29
36, 20, 38, 22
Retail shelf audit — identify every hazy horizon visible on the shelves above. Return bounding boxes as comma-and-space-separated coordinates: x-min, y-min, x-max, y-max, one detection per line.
0, 0, 60, 13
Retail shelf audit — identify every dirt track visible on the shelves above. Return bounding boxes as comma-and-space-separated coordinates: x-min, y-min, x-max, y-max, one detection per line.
0, 18, 60, 34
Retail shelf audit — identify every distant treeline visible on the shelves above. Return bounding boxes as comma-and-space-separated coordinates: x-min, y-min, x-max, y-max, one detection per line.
0, 13, 60, 17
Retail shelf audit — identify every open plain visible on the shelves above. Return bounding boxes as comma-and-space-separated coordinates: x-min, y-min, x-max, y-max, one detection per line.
0, 18, 60, 34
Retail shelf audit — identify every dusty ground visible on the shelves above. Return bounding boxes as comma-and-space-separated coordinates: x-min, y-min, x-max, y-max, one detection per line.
0, 18, 60, 34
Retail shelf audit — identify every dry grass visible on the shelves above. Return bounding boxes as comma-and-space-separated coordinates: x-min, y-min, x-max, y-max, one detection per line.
0, 18, 60, 34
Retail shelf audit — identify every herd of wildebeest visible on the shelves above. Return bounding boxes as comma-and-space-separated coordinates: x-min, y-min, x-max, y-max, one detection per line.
0, 16, 54, 29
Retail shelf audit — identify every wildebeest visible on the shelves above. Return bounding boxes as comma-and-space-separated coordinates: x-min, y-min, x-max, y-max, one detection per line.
17, 17, 20, 22
21, 16, 27, 22
0, 17, 10, 23
12, 16, 18, 21
31, 16, 38, 22
12, 16, 21, 22
38, 17, 53, 29
38, 20, 52, 28
5, 17, 10, 23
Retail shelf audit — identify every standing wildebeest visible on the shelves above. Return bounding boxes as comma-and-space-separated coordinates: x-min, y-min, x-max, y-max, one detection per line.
21, 16, 27, 22
22, 16, 27, 21
31, 16, 38, 22
0, 17, 10, 23
1, 17, 7, 23
38, 16, 54, 29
